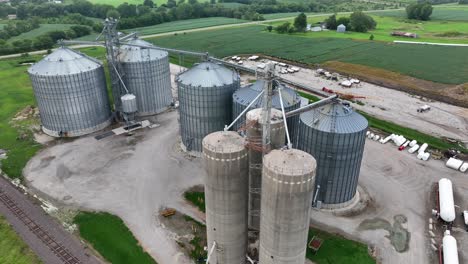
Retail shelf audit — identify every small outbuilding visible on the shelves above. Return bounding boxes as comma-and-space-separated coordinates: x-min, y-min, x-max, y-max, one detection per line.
337, 24, 346, 33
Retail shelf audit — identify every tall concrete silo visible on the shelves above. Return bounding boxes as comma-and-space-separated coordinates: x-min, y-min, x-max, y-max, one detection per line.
232, 80, 301, 138
202, 131, 249, 264
245, 108, 285, 231
296, 102, 368, 208
259, 149, 316, 264
118, 38, 172, 116
178, 62, 240, 152
28, 47, 112, 137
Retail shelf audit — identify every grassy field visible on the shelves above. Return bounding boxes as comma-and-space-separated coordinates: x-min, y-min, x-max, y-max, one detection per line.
307, 227, 375, 264
8, 24, 77, 43
0, 215, 42, 264
368, 5, 468, 21
148, 25, 468, 84
0, 56, 41, 179
269, 12, 468, 44
74, 212, 156, 264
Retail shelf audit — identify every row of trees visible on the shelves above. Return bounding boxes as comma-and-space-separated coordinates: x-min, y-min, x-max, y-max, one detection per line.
0, 18, 40, 41
406, 2, 433, 20
325, 12, 376, 32
0, 25, 91, 55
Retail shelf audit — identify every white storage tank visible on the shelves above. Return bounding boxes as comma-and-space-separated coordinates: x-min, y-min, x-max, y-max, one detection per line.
439, 178, 455, 223
418, 143, 428, 154
408, 144, 419, 154
446, 158, 464, 170
121, 94, 138, 114
443, 230, 459, 264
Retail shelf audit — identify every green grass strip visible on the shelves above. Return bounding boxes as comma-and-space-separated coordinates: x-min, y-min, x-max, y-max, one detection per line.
74, 212, 157, 264
307, 227, 375, 264
184, 191, 206, 213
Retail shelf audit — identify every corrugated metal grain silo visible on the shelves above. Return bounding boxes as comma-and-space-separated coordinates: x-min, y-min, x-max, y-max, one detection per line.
28, 47, 112, 137
295, 102, 368, 208
259, 148, 316, 263
203, 131, 248, 264
232, 80, 300, 137
118, 38, 172, 115
177, 61, 240, 152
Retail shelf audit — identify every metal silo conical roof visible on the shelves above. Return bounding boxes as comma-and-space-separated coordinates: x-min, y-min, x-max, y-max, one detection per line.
28, 47, 112, 137
28, 47, 102, 76
296, 102, 368, 207
299, 102, 368, 133
177, 61, 238, 87
232, 80, 301, 138
117, 38, 173, 115
118, 38, 168, 62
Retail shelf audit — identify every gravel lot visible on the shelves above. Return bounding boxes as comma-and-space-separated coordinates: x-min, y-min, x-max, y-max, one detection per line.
240, 59, 468, 142
23, 108, 468, 264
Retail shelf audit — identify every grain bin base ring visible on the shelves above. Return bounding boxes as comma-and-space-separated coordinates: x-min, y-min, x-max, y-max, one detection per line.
42, 118, 112, 138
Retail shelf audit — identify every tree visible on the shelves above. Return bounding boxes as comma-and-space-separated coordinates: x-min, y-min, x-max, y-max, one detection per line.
117, 3, 137, 18
266, 25, 273, 32
143, 0, 154, 8
336, 17, 350, 29
210, 0, 216, 4
325, 14, 337, 30
293, 12, 307, 32
106, 9, 120, 18
406, 2, 433, 20
369, 34, 374, 40
275, 22, 291, 34
349, 11, 376, 33
460, 0, 468, 4
33, 35, 54, 50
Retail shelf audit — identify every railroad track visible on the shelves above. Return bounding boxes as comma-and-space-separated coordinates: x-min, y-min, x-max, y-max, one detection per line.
0, 189, 82, 264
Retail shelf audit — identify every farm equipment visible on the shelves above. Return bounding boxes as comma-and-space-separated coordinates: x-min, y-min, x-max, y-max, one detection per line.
322, 87, 334, 93
160, 208, 176, 217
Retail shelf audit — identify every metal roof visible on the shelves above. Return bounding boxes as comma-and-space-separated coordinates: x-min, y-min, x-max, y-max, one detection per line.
28, 47, 102, 76
299, 102, 368, 133
177, 61, 238, 87
233, 80, 300, 109
118, 38, 168, 63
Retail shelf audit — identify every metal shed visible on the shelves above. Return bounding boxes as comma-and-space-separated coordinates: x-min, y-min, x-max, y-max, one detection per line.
118, 38, 172, 116
28, 47, 112, 137
337, 24, 346, 33
177, 61, 240, 152
232, 80, 301, 138
295, 102, 368, 207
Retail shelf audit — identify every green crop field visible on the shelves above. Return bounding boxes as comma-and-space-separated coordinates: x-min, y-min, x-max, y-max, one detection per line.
74, 212, 157, 264
0, 215, 42, 264
8, 24, 77, 43
148, 25, 468, 84
307, 227, 375, 264
125, 17, 247, 36
76, 17, 246, 41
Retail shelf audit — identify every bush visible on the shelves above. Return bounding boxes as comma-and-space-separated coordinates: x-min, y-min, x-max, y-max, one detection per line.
369, 34, 374, 40
275, 22, 291, 34
266, 25, 273, 32
349, 11, 376, 33
406, 2, 433, 21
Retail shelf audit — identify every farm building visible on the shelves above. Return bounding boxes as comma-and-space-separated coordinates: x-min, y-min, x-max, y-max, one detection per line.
337, 24, 346, 33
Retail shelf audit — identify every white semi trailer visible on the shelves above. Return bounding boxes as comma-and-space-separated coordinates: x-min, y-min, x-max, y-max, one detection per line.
442, 230, 459, 264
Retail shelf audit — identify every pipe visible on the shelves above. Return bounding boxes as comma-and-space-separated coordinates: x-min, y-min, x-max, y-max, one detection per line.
110, 63, 130, 94
224, 90, 264, 131
246, 255, 255, 264
285, 95, 338, 118
206, 241, 216, 264
278, 87, 292, 149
